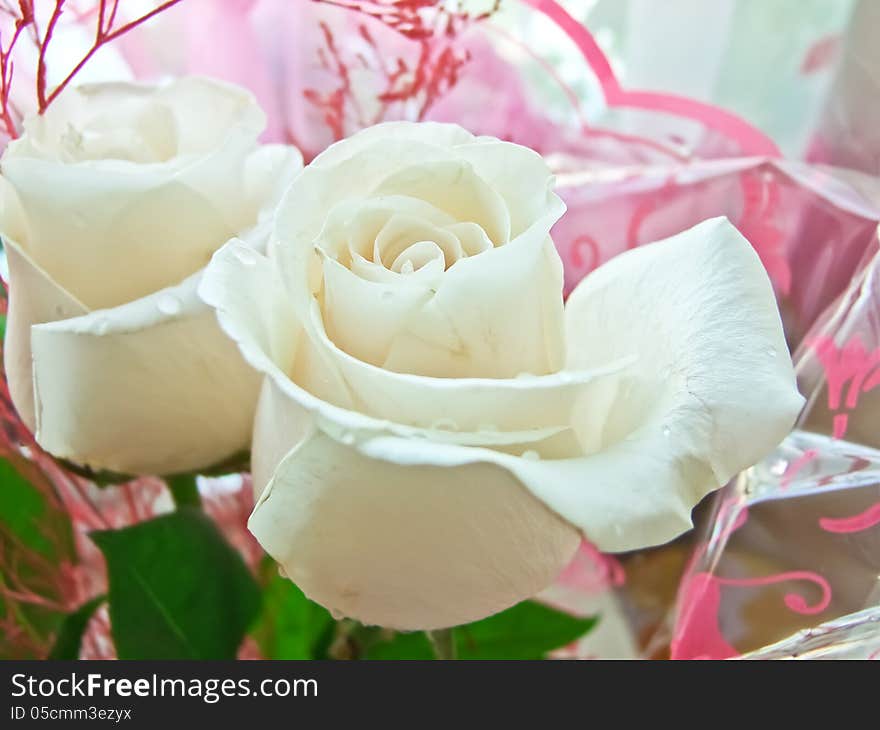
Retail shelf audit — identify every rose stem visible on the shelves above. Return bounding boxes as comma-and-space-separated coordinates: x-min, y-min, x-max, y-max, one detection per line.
427, 629, 457, 660
165, 473, 202, 510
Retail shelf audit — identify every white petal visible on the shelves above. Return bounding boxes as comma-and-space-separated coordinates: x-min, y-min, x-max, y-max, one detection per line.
201, 242, 591, 499
199, 239, 352, 412
319, 255, 439, 368
370, 159, 511, 245
565, 217, 803, 481
309, 121, 476, 169
2, 238, 87, 431
31, 270, 261, 476
243, 143, 304, 223
558, 217, 803, 549
19, 76, 265, 163
380, 232, 567, 377
316, 194, 455, 264
153, 76, 266, 156
455, 140, 563, 237
272, 139, 468, 263
2, 77, 271, 309
305, 295, 630, 434
356, 433, 713, 558
3, 161, 239, 309
249, 421, 580, 631
337, 218, 803, 553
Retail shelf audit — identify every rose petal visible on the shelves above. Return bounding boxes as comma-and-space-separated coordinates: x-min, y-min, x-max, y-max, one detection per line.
316, 195, 456, 265
200, 242, 586, 496
305, 295, 630, 434
272, 139, 471, 267
2, 238, 88, 430
249, 418, 580, 631
31, 269, 260, 475
563, 217, 804, 485
454, 140, 565, 237
356, 433, 719, 554
380, 230, 567, 377
243, 143, 304, 222
371, 159, 511, 246
374, 214, 463, 270
19, 76, 265, 162
309, 121, 476, 170
320, 255, 440, 368
324, 218, 803, 553
1, 77, 268, 309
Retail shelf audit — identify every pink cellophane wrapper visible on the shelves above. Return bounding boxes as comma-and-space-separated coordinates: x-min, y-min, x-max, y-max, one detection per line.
3, 0, 879, 658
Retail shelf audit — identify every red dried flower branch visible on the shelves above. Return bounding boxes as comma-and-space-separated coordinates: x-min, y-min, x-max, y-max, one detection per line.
0, 0, 183, 141
36, 0, 184, 114
0, 1, 34, 139
307, 0, 497, 140
315, 0, 496, 41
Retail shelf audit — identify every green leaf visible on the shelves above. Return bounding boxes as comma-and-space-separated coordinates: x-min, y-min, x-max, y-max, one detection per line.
0, 456, 77, 658
453, 601, 597, 659
91, 508, 261, 659
364, 601, 598, 660
48, 595, 106, 660
363, 629, 434, 659
0, 457, 59, 557
252, 564, 335, 659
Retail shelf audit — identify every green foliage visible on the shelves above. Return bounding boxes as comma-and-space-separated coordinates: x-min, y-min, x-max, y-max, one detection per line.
47, 595, 106, 660
1, 442, 596, 661
364, 629, 434, 659
252, 563, 335, 659
0, 458, 62, 557
0, 456, 76, 658
91, 508, 260, 659
164, 473, 201, 509
364, 601, 598, 660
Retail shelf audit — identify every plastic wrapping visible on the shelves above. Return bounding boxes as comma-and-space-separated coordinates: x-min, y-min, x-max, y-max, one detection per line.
669, 223, 880, 659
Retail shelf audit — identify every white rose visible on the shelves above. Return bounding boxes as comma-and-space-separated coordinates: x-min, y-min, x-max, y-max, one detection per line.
201, 122, 804, 630
0, 76, 301, 475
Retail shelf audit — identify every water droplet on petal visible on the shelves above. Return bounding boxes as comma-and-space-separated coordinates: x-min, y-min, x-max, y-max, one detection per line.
520, 450, 541, 461
767, 347, 777, 357
234, 246, 257, 266
662, 425, 671, 437
157, 293, 182, 316
340, 431, 356, 446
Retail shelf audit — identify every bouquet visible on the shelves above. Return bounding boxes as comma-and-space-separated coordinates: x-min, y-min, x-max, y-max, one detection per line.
0, 0, 877, 662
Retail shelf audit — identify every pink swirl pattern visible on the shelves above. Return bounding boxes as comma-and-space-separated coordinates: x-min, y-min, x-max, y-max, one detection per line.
819, 502, 880, 534
521, 0, 781, 158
